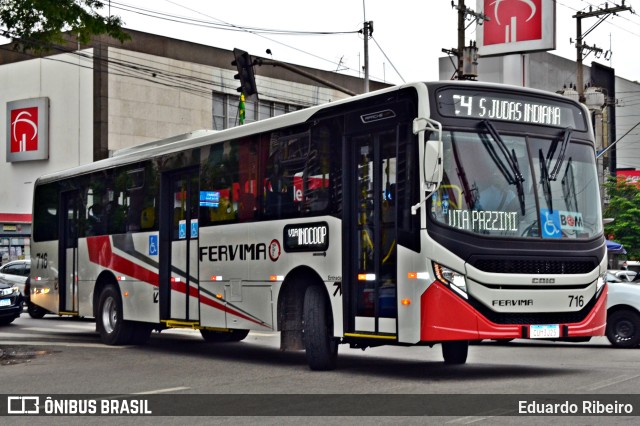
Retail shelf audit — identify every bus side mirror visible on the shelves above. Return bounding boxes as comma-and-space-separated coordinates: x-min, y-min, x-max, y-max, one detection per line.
423, 138, 443, 192
413, 117, 443, 192
412, 117, 443, 215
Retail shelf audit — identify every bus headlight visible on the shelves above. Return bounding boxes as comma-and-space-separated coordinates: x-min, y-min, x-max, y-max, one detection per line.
596, 273, 606, 295
433, 263, 468, 299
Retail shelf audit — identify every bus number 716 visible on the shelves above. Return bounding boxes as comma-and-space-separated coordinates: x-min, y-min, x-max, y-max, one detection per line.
35, 252, 48, 269
568, 295, 584, 308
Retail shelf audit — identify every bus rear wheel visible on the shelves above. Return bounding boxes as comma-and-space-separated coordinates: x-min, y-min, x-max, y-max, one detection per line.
442, 340, 469, 364
27, 302, 48, 319
303, 285, 337, 371
96, 284, 133, 345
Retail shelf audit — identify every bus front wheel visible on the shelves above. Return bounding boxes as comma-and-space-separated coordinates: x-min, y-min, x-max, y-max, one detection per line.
303, 285, 338, 371
97, 284, 133, 345
442, 340, 469, 364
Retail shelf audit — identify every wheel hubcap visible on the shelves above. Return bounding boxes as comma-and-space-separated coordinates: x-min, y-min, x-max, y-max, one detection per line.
102, 296, 117, 334
615, 320, 634, 341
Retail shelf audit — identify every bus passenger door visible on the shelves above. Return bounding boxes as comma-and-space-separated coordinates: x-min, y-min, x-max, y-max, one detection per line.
346, 130, 399, 336
59, 190, 80, 314
162, 169, 200, 322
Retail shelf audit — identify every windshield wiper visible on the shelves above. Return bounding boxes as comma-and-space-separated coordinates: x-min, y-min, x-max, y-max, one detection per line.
548, 129, 572, 181
450, 133, 477, 210
539, 149, 553, 212
480, 120, 526, 215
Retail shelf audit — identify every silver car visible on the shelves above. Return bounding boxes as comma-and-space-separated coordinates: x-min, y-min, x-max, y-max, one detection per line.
0, 259, 30, 298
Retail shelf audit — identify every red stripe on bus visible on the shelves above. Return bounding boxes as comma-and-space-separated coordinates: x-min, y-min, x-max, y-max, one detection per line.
86, 236, 160, 286
86, 236, 269, 328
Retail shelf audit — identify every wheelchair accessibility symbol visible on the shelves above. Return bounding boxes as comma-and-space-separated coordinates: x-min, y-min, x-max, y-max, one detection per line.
178, 220, 187, 239
190, 219, 198, 238
149, 235, 158, 256
540, 208, 562, 239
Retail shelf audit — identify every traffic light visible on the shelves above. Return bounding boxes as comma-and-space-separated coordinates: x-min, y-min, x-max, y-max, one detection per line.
232, 48, 258, 99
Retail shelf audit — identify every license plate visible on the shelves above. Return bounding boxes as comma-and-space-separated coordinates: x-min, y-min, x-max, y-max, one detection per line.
0, 298, 11, 307
530, 324, 560, 339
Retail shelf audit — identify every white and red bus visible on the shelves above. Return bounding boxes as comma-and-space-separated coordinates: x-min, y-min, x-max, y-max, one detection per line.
30, 82, 607, 369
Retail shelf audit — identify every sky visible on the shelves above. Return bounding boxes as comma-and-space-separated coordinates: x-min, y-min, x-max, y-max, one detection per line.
97, 0, 640, 86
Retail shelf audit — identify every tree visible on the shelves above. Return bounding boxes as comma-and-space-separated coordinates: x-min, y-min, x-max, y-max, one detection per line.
0, 0, 129, 52
603, 175, 640, 260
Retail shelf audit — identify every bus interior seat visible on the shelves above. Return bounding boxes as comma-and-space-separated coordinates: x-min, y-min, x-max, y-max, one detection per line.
141, 207, 155, 229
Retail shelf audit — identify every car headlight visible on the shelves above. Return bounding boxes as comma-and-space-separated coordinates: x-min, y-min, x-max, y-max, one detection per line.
433, 263, 468, 299
0, 286, 19, 297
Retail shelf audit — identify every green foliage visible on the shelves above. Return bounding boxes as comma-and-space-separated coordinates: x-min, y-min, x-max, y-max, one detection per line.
0, 0, 129, 52
603, 175, 640, 260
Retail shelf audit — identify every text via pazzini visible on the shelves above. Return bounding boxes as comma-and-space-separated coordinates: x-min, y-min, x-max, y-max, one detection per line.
448, 209, 519, 232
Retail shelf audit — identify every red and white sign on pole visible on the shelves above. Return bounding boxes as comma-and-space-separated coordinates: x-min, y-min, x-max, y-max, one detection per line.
6, 97, 49, 162
477, 0, 556, 57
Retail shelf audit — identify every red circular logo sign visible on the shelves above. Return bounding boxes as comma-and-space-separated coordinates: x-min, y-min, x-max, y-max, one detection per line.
269, 239, 281, 262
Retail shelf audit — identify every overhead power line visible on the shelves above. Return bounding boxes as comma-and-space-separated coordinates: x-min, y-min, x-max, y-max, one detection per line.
0, 28, 330, 107
109, 1, 358, 35
110, 0, 368, 79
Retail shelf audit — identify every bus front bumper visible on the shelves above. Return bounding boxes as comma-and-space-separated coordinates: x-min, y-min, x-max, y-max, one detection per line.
419, 281, 607, 342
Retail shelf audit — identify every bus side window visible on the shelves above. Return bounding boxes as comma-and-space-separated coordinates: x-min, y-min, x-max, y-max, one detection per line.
237, 138, 259, 221
264, 160, 296, 217
88, 203, 106, 235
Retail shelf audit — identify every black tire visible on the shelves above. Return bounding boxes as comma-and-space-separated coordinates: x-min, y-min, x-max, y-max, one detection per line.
130, 322, 153, 345
442, 340, 469, 364
27, 302, 48, 319
606, 310, 640, 348
303, 285, 338, 371
200, 329, 249, 343
96, 284, 133, 345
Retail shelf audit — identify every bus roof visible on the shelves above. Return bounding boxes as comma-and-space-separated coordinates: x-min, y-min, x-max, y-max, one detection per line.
35, 82, 425, 185
34, 80, 583, 185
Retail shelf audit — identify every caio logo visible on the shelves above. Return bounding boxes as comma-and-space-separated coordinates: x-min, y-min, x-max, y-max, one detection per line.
11, 107, 39, 153
5, 97, 49, 162
484, 0, 542, 45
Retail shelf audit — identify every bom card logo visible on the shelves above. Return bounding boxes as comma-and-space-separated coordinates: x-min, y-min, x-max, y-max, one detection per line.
6, 97, 49, 162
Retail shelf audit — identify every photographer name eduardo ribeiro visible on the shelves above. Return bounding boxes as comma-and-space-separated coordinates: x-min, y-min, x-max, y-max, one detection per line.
518, 399, 634, 415
7, 396, 152, 415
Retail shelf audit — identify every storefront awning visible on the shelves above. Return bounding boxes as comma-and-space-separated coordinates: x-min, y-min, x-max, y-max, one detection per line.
0, 213, 32, 223
606, 240, 627, 254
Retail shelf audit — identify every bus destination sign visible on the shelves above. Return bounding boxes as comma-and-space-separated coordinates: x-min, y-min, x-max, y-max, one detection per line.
436, 89, 585, 130
283, 222, 329, 252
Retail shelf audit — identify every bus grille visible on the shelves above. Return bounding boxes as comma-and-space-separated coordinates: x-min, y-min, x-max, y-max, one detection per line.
469, 294, 597, 325
471, 259, 596, 275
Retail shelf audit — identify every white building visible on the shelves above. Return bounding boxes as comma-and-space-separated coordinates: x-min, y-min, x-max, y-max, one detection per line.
0, 29, 386, 262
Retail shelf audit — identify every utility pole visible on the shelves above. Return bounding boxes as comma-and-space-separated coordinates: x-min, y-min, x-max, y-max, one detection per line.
573, 1, 632, 101
362, 21, 373, 92
447, 1, 488, 80
457, 0, 465, 80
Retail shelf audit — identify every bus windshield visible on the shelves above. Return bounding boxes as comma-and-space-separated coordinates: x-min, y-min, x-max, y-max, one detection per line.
430, 128, 602, 239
